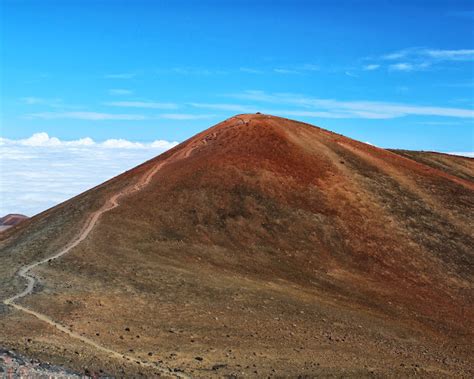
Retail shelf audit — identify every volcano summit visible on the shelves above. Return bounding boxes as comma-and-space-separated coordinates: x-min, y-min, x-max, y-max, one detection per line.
1, 114, 473, 377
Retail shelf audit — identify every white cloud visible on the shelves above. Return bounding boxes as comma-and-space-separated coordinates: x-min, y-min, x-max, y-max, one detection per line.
227, 90, 474, 119
189, 102, 257, 113
382, 50, 409, 60
188, 102, 370, 119
25, 111, 147, 120
389, 63, 415, 72
156, 67, 227, 76
108, 89, 133, 95
15, 133, 95, 147
363, 64, 380, 71
240, 67, 264, 74
104, 101, 178, 110
150, 140, 176, 148
24, 108, 214, 121
273, 68, 299, 74
299, 64, 320, 71
240, 65, 319, 75
345, 71, 358, 77
425, 49, 474, 61
377, 47, 474, 71
441, 81, 474, 88
1, 133, 177, 150
269, 110, 351, 118
20, 97, 65, 107
415, 121, 465, 126
101, 139, 146, 149
0, 134, 178, 216
445, 152, 474, 158
158, 113, 216, 120
19, 132, 62, 146
104, 73, 137, 79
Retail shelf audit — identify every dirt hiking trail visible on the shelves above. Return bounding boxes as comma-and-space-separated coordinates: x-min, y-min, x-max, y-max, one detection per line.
2, 149, 198, 378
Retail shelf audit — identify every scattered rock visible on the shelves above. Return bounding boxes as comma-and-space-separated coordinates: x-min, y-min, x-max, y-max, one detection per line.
212, 364, 227, 370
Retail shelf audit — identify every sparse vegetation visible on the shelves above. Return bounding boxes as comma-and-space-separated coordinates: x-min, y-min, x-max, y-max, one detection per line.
1, 114, 473, 377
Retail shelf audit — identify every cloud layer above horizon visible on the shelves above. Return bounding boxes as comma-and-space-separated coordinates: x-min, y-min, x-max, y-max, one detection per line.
0, 133, 177, 216
1, 132, 472, 217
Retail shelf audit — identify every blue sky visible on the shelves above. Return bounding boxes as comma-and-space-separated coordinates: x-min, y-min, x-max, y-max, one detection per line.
1, 0, 473, 150
1, 0, 473, 215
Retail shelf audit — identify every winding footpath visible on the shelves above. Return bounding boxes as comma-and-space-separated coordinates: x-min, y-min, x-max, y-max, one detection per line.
3, 159, 189, 378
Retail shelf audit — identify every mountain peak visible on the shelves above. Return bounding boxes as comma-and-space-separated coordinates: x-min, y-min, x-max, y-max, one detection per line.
1, 115, 472, 377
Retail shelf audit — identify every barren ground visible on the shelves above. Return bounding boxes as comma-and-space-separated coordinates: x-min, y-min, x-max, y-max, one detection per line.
1, 114, 473, 377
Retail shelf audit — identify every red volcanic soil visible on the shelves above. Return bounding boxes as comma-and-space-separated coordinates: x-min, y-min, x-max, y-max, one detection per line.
0, 114, 473, 377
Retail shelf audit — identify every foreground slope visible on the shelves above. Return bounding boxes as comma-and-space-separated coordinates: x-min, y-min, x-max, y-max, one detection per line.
1, 114, 473, 377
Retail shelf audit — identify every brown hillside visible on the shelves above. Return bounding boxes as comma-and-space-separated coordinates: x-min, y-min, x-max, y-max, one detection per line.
0, 214, 28, 226
389, 149, 474, 182
1, 114, 473, 377
0, 214, 28, 232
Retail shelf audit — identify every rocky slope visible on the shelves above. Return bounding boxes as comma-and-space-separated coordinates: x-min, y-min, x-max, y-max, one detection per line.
1, 114, 473, 377
0, 214, 28, 232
